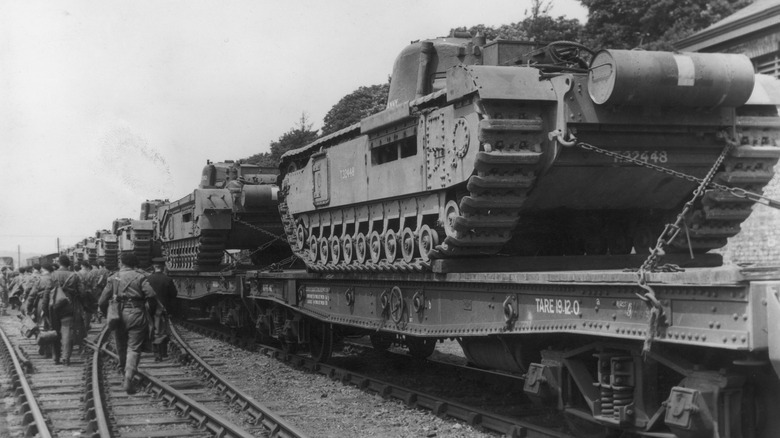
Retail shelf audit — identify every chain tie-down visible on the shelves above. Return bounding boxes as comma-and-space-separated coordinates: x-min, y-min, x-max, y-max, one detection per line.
561, 131, 756, 355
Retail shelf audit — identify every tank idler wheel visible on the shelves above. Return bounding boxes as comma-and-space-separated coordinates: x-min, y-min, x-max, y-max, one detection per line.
400, 227, 416, 263
417, 225, 439, 262
319, 237, 329, 264
384, 229, 398, 262
369, 231, 384, 264
342, 235, 353, 264
443, 200, 461, 238
294, 224, 306, 251
355, 233, 368, 264
329, 235, 341, 264
406, 336, 436, 359
307, 235, 319, 262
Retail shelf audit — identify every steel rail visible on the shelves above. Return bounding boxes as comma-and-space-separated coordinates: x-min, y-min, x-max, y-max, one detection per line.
182, 321, 574, 438
0, 324, 52, 438
98, 329, 278, 438
169, 320, 309, 438
83, 326, 113, 438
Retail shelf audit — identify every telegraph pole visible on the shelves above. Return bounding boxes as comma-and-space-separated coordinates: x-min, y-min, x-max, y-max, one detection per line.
17, 244, 20, 268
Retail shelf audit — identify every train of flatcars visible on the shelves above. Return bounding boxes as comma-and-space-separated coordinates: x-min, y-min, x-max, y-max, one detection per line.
27, 35, 780, 438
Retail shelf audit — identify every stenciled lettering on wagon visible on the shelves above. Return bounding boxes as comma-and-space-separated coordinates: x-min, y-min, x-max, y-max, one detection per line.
306, 286, 331, 306
535, 298, 581, 315
340, 166, 355, 180
615, 299, 651, 320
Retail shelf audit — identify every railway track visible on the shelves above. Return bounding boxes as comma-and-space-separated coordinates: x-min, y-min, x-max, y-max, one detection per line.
0, 310, 305, 438
179, 320, 577, 438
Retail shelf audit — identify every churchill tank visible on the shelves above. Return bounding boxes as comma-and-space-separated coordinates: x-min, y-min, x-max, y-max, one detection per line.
156, 160, 288, 271
279, 33, 780, 272
112, 199, 167, 269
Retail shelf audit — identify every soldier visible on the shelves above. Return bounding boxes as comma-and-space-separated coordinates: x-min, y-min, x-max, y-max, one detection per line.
30, 264, 55, 357
146, 257, 177, 361
93, 261, 109, 322
22, 264, 42, 316
98, 253, 156, 394
0, 267, 7, 316
49, 255, 86, 365
78, 261, 98, 333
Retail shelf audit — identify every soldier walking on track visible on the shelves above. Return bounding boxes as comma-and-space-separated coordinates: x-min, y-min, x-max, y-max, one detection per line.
49, 255, 86, 365
99, 253, 157, 394
146, 257, 177, 361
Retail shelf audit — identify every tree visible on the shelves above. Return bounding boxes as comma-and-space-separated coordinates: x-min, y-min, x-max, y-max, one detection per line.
244, 113, 318, 168
580, 0, 751, 50
321, 83, 390, 136
452, 0, 583, 43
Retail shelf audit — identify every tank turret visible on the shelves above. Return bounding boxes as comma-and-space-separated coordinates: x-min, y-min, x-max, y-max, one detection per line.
279, 34, 780, 272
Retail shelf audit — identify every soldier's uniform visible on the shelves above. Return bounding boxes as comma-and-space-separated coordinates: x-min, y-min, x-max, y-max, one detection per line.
99, 266, 156, 393
49, 267, 85, 365
29, 270, 54, 357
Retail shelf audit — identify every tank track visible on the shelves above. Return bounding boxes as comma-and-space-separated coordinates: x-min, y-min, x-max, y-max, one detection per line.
668, 111, 780, 253
164, 230, 228, 271
432, 115, 542, 257
104, 241, 118, 271
132, 230, 154, 269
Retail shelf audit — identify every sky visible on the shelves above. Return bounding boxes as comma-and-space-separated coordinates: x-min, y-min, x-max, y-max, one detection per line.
0, 0, 588, 257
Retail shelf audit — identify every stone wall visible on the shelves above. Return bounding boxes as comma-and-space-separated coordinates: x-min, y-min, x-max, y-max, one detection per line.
718, 161, 780, 266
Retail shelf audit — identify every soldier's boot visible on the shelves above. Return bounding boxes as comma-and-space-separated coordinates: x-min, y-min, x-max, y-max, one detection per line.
161, 343, 168, 359
123, 351, 140, 394
153, 345, 162, 362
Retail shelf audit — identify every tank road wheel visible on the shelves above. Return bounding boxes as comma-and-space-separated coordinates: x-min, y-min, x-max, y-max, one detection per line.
319, 237, 329, 264
417, 225, 439, 261
295, 224, 306, 251
307, 235, 318, 262
400, 227, 416, 263
329, 236, 341, 264
384, 229, 398, 262
369, 231, 384, 264
355, 233, 368, 264
443, 200, 461, 238
406, 336, 436, 359
309, 320, 333, 363
342, 235, 354, 264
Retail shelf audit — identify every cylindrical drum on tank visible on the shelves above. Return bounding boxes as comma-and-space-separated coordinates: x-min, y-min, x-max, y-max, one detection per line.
588, 50, 755, 107
241, 185, 278, 209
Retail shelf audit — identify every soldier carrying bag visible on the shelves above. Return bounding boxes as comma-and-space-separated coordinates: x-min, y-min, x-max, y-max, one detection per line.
107, 277, 134, 330
52, 273, 76, 314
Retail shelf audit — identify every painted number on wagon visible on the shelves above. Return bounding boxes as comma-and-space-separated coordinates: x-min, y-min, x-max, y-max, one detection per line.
535, 298, 580, 315
613, 150, 668, 164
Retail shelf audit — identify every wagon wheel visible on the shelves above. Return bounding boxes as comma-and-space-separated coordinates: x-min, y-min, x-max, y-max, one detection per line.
383, 229, 398, 262
319, 237, 329, 264
417, 225, 439, 261
369, 231, 383, 264
294, 224, 306, 251
400, 227, 416, 263
307, 235, 319, 262
329, 235, 341, 264
443, 200, 461, 238
341, 235, 353, 264
389, 286, 404, 324
406, 336, 436, 359
370, 333, 395, 351
309, 320, 333, 363
354, 233, 368, 264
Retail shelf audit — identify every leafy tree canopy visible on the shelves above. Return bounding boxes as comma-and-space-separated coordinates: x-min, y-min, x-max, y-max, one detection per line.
580, 0, 751, 50
321, 83, 390, 136
452, 0, 583, 43
244, 113, 318, 168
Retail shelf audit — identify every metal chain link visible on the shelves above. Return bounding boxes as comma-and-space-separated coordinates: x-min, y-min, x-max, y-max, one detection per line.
576, 141, 780, 209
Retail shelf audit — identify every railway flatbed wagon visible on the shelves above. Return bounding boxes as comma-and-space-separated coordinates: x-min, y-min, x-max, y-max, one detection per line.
171, 264, 780, 438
